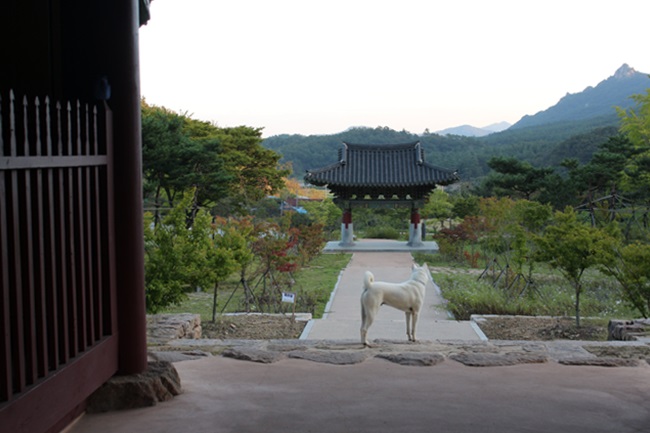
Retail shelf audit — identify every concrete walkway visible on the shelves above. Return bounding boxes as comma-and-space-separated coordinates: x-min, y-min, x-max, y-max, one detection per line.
303, 251, 483, 342
68, 354, 650, 433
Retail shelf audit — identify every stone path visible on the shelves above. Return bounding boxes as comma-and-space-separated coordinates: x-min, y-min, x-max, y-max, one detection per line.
154, 336, 650, 368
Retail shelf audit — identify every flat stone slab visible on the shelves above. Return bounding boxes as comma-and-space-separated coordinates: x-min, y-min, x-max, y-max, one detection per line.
376, 352, 445, 366
150, 350, 212, 363
558, 357, 640, 367
287, 349, 369, 365
163, 338, 650, 368
583, 344, 650, 359
222, 347, 285, 364
449, 352, 548, 367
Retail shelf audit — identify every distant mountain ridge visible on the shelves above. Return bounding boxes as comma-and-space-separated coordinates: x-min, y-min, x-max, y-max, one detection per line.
511, 64, 649, 129
263, 63, 650, 181
436, 121, 511, 137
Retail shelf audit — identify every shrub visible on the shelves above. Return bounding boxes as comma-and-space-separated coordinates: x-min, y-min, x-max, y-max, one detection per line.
364, 226, 401, 240
435, 269, 637, 321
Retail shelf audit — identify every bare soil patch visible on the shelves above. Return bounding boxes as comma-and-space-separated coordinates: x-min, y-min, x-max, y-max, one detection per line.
477, 316, 609, 341
202, 314, 307, 340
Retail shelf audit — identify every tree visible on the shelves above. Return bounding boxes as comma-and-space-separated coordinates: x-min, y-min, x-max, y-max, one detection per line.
214, 126, 289, 215
600, 241, 650, 318
617, 90, 650, 201
434, 215, 487, 265
534, 207, 618, 326
142, 101, 289, 220
141, 101, 231, 225
561, 135, 633, 203
478, 197, 517, 259
141, 101, 195, 215
300, 198, 341, 238
421, 188, 454, 229
509, 200, 553, 282
451, 194, 480, 219
144, 191, 215, 313
209, 217, 253, 322
483, 157, 555, 200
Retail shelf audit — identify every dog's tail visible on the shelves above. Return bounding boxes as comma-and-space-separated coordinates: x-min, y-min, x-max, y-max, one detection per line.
361, 271, 374, 333
363, 271, 374, 291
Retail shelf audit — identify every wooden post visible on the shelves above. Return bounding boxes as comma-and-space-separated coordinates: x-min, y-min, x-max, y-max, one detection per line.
340, 208, 355, 246
104, 0, 148, 375
407, 207, 423, 247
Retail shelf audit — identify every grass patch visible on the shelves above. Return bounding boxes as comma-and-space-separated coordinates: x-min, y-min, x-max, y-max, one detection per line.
434, 271, 637, 321
293, 253, 352, 318
159, 252, 352, 322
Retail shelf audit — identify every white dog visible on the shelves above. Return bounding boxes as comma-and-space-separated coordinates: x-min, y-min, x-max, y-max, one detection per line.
360, 263, 429, 346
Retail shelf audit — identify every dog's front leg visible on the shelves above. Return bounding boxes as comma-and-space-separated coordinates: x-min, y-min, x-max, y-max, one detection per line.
405, 312, 412, 341
411, 311, 419, 342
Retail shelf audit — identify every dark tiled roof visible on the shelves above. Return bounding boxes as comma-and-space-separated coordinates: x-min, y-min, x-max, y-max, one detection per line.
304, 141, 458, 188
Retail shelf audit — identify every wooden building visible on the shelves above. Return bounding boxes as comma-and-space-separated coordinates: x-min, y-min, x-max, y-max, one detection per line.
1, 1, 149, 432
304, 141, 459, 246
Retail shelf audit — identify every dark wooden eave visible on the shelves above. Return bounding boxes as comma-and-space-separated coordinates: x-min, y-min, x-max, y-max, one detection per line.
304, 141, 459, 200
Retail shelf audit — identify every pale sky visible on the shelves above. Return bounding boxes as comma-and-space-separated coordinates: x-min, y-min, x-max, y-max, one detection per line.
138, 0, 650, 138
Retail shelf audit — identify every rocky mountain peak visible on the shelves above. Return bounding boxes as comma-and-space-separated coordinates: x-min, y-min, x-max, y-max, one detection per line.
613, 63, 636, 79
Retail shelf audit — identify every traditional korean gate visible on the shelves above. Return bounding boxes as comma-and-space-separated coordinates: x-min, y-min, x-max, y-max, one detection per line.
0, 90, 118, 433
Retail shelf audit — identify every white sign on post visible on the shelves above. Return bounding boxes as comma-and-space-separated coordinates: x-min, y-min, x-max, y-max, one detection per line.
281, 292, 296, 304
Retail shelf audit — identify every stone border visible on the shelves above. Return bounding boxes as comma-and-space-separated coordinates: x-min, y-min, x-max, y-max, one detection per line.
160, 338, 650, 369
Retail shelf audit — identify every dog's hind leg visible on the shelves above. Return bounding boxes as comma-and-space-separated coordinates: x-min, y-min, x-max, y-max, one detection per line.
360, 297, 377, 347
360, 303, 368, 346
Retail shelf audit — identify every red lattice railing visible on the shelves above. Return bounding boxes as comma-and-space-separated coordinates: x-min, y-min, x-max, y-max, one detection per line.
0, 89, 117, 408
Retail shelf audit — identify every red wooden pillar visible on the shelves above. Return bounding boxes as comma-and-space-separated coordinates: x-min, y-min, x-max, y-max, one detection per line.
411, 208, 421, 228
408, 207, 423, 246
104, 0, 148, 375
340, 208, 355, 245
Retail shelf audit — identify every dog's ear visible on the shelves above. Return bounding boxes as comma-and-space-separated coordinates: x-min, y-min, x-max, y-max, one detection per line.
411, 263, 417, 270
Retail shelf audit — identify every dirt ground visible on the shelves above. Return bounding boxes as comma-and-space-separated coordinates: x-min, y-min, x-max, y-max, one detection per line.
475, 316, 608, 341
202, 315, 307, 340
201, 314, 609, 341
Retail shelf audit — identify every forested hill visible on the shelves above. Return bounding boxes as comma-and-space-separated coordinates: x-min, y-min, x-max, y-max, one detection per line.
262, 128, 483, 179
263, 123, 614, 182
263, 64, 649, 182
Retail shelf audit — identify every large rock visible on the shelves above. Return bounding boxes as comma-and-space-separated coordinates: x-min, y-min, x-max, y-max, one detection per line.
147, 313, 202, 345
608, 319, 650, 341
86, 361, 182, 413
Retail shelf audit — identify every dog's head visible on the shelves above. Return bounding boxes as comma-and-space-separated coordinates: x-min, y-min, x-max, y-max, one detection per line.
410, 263, 430, 285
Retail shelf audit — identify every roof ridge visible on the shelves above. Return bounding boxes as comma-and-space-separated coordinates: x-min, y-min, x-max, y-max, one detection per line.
342, 141, 420, 149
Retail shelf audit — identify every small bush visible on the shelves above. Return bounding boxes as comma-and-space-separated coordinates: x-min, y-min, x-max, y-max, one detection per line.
364, 226, 401, 240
